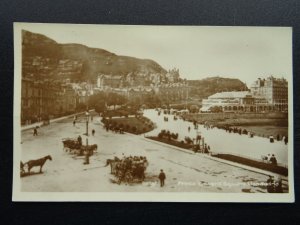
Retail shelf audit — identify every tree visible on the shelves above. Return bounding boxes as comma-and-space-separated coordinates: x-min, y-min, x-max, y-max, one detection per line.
95, 100, 106, 113
76, 102, 87, 112
106, 92, 127, 109
88, 92, 106, 107
143, 93, 161, 108
189, 105, 199, 113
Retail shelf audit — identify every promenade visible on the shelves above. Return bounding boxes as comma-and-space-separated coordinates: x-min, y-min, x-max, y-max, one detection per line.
143, 109, 288, 166
20, 113, 288, 193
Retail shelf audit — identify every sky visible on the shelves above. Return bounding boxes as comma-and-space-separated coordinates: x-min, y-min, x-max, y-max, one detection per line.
16, 23, 292, 87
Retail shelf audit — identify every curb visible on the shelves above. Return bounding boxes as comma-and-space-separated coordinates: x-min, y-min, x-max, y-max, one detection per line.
94, 120, 288, 179
21, 111, 88, 131
140, 134, 288, 179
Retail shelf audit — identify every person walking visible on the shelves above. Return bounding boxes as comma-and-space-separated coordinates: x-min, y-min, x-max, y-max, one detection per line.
92, 129, 95, 136
270, 154, 277, 165
284, 136, 288, 145
274, 176, 283, 193
73, 120, 76, 126
276, 134, 280, 141
267, 176, 275, 193
77, 135, 82, 146
158, 169, 166, 187
33, 127, 38, 136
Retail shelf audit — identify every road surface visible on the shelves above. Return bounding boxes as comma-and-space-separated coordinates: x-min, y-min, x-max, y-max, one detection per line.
20, 114, 287, 193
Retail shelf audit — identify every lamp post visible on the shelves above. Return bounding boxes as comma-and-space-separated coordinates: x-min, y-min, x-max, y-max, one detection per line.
84, 110, 90, 165
85, 111, 89, 137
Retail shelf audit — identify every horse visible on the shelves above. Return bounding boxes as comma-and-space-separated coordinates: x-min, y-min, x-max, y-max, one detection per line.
86, 144, 98, 153
105, 157, 121, 174
24, 155, 52, 173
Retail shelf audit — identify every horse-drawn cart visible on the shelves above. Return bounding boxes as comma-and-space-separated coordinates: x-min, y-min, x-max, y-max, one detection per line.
106, 156, 149, 184
62, 138, 98, 155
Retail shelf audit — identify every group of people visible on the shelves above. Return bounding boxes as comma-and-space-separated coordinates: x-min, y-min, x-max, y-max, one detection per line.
112, 155, 149, 184
192, 142, 210, 154
269, 135, 288, 145
104, 123, 124, 133
263, 154, 278, 165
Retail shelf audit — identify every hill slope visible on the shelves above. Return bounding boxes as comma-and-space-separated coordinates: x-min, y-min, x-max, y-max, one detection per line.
187, 77, 249, 100
22, 30, 167, 82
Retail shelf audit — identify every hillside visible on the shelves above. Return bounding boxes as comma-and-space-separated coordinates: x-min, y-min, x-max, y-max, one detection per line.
22, 30, 167, 82
187, 77, 249, 100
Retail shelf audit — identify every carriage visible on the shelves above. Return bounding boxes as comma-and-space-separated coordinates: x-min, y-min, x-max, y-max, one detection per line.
62, 138, 81, 152
62, 138, 97, 155
106, 156, 148, 184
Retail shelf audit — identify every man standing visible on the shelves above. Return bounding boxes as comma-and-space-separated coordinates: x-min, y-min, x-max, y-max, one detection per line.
158, 169, 166, 187
33, 127, 38, 136
270, 154, 277, 165
77, 135, 82, 146
267, 176, 275, 193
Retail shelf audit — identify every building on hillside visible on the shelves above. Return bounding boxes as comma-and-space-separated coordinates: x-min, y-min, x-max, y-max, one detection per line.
153, 83, 189, 102
97, 74, 123, 88
250, 76, 288, 112
165, 68, 180, 83
127, 87, 155, 99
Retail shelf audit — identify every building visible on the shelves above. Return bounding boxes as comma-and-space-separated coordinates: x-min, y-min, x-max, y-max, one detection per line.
153, 83, 189, 102
250, 76, 288, 111
201, 76, 288, 113
165, 68, 180, 83
201, 91, 257, 112
21, 78, 77, 124
97, 74, 123, 88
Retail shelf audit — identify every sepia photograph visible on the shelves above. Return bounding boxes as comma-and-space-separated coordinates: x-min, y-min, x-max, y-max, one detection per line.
13, 23, 294, 202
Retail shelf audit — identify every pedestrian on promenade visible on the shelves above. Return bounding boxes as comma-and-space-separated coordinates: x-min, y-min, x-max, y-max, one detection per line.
274, 176, 283, 193
270, 154, 277, 165
266, 154, 271, 162
188, 126, 191, 132
284, 136, 288, 145
158, 169, 166, 187
73, 120, 76, 126
92, 129, 95, 136
276, 134, 280, 141
33, 127, 38, 136
267, 176, 275, 193
77, 135, 82, 146
204, 144, 209, 153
